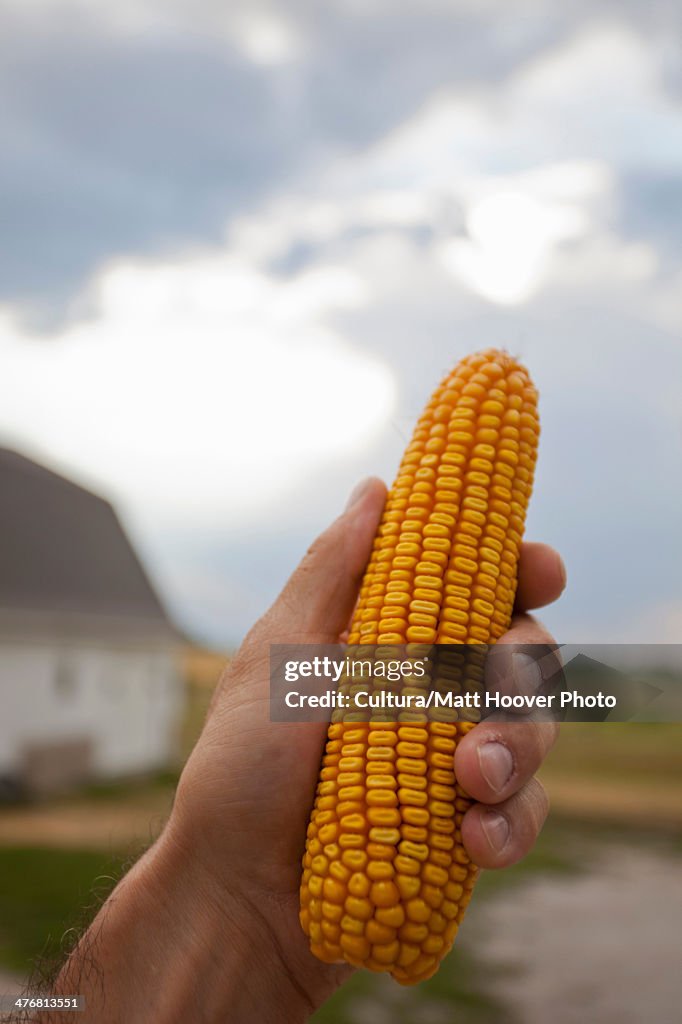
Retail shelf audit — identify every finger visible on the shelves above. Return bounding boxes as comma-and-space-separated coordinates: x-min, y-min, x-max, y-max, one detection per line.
461, 777, 550, 869
455, 613, 559, 802
258, 477, 387, 643
485, 611, 564, 710
515, 542, 566, 612
454, 713, 558, 804
498, 611, 556, 649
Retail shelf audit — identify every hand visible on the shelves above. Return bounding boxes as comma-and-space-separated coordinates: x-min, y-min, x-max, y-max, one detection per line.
53, 478, 565, 1024
169, 477, 565, 1013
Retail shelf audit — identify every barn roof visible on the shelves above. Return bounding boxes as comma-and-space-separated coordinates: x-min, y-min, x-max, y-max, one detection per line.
0, 448, 176, 636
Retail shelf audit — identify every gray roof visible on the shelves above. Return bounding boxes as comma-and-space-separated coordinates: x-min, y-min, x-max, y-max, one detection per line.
0, 448, 175, 634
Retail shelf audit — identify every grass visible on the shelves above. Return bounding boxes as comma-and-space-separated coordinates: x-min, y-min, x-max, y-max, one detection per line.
0, 847, 121, 975
79, 768, 181, 802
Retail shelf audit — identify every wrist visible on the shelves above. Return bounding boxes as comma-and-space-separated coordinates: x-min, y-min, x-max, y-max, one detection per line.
153, 812, 334, 1023
160, 805, 351, 1022
53, 815, 316, 1024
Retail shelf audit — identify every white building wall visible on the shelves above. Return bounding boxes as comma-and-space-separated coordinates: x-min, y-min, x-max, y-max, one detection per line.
0, 639, 182, 781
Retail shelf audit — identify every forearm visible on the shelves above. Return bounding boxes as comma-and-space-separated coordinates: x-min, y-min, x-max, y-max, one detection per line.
48, 824, 312, 1024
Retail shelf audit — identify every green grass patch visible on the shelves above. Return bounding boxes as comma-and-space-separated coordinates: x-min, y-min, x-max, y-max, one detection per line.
0, 847, 122, 975
78, 768, 181, 803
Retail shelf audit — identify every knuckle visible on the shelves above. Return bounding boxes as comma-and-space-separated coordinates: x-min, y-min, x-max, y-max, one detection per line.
545, 715, 561, 749
521, 720, 547, 767
524, 776, 550, 829
520, 718, 558, 769
492, 721, 544, 777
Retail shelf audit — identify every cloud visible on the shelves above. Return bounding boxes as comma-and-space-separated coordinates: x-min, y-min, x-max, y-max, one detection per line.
617, 170, 682, 263
7, 2, 676, 321
0, 250, 395, 534
511, 24, 682, 171
435, 174, 601, 305
238, 21, 680, 310
0, 13, 311, 321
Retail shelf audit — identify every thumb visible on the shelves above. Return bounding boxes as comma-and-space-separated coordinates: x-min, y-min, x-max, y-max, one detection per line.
261, 476, 386, 644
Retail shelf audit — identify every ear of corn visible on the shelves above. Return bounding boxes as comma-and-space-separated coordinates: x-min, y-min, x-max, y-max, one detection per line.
300, 349, 540, 984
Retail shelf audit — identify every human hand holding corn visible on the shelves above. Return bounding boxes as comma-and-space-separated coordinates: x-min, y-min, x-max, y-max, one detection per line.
51, 479, 564, 1023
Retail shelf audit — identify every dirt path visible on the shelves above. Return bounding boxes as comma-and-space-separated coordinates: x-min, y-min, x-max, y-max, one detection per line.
471, 843, 682, 1024
0, 790, 173, 851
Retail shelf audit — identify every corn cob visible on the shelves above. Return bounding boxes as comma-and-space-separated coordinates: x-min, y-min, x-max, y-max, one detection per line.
300, 349, 540, 984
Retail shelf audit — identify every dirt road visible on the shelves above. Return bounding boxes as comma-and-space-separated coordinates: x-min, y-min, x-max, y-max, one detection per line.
472, 842, 682, 1024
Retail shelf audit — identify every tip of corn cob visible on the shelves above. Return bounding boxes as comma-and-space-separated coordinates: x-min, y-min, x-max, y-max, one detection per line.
300, 348, 540, 984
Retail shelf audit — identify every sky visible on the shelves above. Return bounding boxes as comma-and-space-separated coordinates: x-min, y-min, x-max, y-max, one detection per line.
0, 0, 681, 647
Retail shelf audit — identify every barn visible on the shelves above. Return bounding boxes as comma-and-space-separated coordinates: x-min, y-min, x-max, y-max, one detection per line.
0, 448, 184, 796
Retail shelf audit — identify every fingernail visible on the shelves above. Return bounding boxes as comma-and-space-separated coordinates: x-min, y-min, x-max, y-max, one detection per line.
478, 742, 513, 793
481, 810, 510, 853
556, 553, 567, 591
345, 478, 372, 511
512, 653, 542, 698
